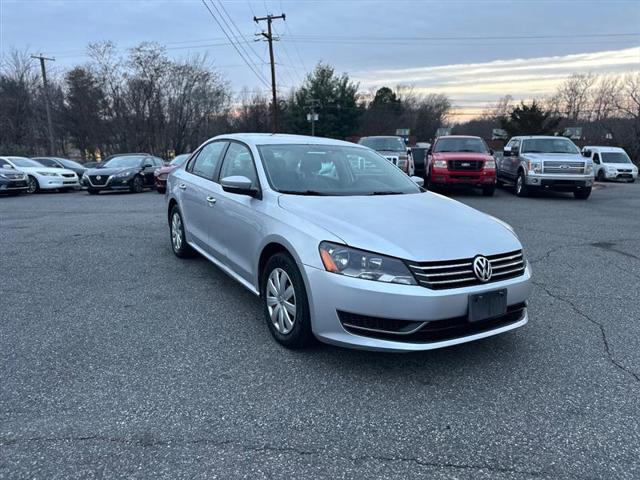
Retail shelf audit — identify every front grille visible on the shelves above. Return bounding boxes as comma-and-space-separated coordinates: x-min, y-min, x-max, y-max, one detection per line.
339, 303, 527, 343
618, 169, 632, 173
89, 175, 109, 186
543, 162, 585, 174
448, 160, 483, 171
62, 173, 76, 178
406, 250, 526, 290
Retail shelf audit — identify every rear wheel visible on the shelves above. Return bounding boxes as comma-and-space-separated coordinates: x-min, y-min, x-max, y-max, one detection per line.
169, 206, 194, 258
130, 175, 143, 193
261, 252, 313, 349
574, 187, 592, 200
515, 171, 529, 197
26, 176, 39, 194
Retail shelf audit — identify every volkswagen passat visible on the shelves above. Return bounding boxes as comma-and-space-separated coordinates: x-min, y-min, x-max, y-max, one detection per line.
166, 134, 532, 351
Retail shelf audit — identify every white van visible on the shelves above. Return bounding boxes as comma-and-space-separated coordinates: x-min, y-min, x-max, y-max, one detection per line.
582, 146, 637, 183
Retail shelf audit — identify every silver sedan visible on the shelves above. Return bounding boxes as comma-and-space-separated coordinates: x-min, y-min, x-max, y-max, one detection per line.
166, 134, 532, 352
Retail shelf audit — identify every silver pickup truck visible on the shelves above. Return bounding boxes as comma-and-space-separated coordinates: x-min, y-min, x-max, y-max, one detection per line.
497, 135, 594, 199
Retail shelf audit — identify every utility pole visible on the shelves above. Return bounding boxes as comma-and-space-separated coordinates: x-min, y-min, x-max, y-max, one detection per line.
305, 99, 320, 136
31, 54, 56, 155
254, 13, 285, 134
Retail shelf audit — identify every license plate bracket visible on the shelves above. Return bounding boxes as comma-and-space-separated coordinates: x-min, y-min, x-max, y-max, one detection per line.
468, 289, 507, 322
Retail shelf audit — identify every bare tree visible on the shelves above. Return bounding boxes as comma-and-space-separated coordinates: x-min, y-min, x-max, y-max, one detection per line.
557, 73, 596, 122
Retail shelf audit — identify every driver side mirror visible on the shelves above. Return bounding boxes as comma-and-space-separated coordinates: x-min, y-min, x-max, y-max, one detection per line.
489, 148, 494, 155
2, 164, 13, 169
143, 163, 153, 168
221, 175, 259, 197
582, 150, 591, 157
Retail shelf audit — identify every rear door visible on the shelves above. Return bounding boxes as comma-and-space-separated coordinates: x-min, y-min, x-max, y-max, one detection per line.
178, 141, 228, 259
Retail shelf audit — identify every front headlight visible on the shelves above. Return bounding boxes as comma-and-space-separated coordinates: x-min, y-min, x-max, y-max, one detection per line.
433, 160, 447, 169
527, 161, 542, 173
585, 162, 593, 174
115, 170, 136, 178
319, 242, 416, 285
484, 160, 496, 169
37, 171, 58, 176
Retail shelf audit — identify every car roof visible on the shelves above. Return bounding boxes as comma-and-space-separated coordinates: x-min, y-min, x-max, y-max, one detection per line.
582, 145, 625, 152
0, 156, 32, 161
436, 135, 482, 140
359, 135, 403, 139
211, 133, 363, 148
510, 136, 567, 140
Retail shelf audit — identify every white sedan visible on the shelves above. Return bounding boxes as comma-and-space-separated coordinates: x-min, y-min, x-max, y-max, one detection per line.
0, 156, 80, 193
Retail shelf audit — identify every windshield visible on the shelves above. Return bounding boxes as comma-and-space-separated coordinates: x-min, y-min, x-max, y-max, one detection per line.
434, 137, 487, 153
521, 138, 579, 154
601, 152, 631, 164
9, 158, 44, 168
60, 159, 84, 169
258, 144, 421, 196
103, 156, 145, 168
360, 137, 406, 152
170, 154, 190, 166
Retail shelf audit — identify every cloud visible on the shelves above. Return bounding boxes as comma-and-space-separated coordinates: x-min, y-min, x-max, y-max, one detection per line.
352, 47, 640, 106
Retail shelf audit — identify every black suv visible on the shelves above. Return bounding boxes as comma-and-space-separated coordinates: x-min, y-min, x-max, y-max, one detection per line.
82, 153, 163, 194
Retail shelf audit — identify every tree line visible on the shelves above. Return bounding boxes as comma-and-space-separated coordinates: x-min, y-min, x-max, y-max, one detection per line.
1, 42, 638, 162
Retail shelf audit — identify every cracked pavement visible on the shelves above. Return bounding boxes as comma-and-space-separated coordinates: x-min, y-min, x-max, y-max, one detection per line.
1, 182, 639, 479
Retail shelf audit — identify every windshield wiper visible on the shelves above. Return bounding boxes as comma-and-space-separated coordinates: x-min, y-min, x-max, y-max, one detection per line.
278, 189, 328, 196
369, 191, 404, 195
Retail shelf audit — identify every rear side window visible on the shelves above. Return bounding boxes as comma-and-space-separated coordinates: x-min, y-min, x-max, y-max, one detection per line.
189, 142, 227, 180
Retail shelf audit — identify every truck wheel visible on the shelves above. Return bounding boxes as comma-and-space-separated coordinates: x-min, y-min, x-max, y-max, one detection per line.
515, 171, 529, 197
574, 187, 592, 200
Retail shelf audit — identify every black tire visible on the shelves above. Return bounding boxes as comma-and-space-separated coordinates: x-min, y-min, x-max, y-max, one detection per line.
596, 170, 605, 182
261, 252, 313, 349
87, 189, 100, 195
574, 187, 592, 200
515, 171, 529, 197
169, 205, 195, 258
157, 187, 166, 194
482, 185, 495, 196
26, 175, 39, 194
130, 175, 143, 193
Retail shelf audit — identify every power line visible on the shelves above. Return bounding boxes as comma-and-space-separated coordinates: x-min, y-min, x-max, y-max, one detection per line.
211, 0, 264, 66
200, 0, 271, 88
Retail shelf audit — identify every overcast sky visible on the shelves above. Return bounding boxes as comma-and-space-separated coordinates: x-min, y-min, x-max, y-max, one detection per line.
1, 0, 639, 116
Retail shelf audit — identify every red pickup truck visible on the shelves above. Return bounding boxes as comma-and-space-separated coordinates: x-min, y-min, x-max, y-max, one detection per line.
426, 135, 497, 196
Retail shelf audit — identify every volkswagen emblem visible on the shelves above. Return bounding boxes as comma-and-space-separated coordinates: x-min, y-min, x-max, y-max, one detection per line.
96, 175, 102, 180
473, 255, 492, 282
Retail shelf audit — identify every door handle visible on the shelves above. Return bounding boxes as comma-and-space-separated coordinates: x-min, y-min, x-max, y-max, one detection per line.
206, 196, 217, 205
178, 183, 186, 190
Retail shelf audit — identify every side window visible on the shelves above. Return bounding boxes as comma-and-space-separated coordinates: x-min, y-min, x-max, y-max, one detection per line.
512, 140, 520, 153
593, 153, 600, 164
219, 143, 258, 187
191, 142, 227, 180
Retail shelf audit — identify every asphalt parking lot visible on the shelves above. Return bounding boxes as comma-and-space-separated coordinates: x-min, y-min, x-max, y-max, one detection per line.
1, 183, 639, 479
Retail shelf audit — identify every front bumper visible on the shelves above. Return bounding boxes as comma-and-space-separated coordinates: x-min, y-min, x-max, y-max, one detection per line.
38, 177, 80, 190
0, 179, 28, 192
83, 175, 133, 190
604, 170, 637, 181
303, 262, 532, 352
525, 173, 593, 190
430, 168, 496, 186
155, 176, 167, 189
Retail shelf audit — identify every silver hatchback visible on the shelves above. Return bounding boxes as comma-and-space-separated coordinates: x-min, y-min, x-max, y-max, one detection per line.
166, 134, 532, 352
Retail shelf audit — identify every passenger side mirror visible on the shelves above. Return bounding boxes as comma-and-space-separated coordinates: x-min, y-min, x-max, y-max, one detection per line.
582, 150, 591, 157
2, 164, 13, 169
489, 148, 494, 155
503, 146, 511, 157
143, 163, 153, 168
410, 176, 424, 187
221, 175, 258, 197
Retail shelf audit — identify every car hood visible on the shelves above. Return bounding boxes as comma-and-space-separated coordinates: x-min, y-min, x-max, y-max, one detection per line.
86, 167, 138, 176
15, 166, 76, 175
376, 150, 407, 157
521, 153, 585, 163
278, 192, 521, 261
0, 168, 24, 175
433, 152, 491, 161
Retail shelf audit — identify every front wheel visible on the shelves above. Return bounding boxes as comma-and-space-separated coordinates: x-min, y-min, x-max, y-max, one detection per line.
262, 253, 313, 349
515, 171, 529, 197
26, 176, 39, 194
130, 176, 143, 193
596, 170, 605, 182
574, 187, 592, 200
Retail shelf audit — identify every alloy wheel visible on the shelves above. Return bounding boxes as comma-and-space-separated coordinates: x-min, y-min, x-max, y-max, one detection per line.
516, 175, 523, 195
266, 268, 296, 334
27, 177, 37, 194
171, 212, 183, 252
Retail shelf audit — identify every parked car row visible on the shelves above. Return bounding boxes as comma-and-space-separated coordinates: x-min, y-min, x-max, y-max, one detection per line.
0, 156, 80, 194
